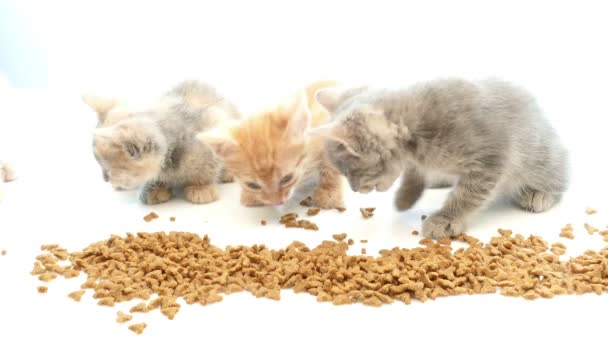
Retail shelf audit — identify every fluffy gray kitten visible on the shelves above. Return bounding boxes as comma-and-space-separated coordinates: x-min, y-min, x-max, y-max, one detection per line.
83, 80, 240, 205
312, 78, 569, 239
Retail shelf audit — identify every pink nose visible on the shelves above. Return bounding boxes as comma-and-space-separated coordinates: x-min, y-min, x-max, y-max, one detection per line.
273, 199, 285, 205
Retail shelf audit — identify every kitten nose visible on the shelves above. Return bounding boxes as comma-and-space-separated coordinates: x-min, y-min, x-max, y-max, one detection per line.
273, 199, 285, 205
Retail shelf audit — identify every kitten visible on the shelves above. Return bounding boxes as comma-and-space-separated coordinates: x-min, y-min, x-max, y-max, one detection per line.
312, 78, 569, 239
0, 161, 16, 201
198, 80, 343, 208
83, 80, 240, 205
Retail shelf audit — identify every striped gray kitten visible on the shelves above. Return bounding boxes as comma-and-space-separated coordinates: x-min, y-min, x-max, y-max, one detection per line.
312, 78, 568, 239
83, 80, 240, 205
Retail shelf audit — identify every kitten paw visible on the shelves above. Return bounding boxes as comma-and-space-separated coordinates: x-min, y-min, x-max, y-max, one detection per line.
141, 185, 172, 205
422, 215, 466, 239
310, 189, 344, 209
514, 190, 557, 213
184, 184, 218, 204
394, 189, 420, 211
219, 169, 234, 183
240, 191, 264, 207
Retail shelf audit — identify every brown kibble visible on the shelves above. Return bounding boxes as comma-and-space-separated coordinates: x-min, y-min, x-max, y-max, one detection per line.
116, 311, 133, 323
421, 215, 427, 220
361, 248, 367, 255
332, 233, 347, 242
282, 213, 318, 230
279, 213, 298, 224
130, 302, 149, 313
38, 273, 57, 282
584, 223, 598, 235
360, 207, 375, 219
31, 262, 45, 275
560, 224, 574, 239
412, 230, 419, 236
261, 220, 267, 226
169, 217, 176, 222
347, 239, 354, 246
68, 290, 85, 302
550, 242, 567, 256
585, 207, 597, 215
336, 207, 346, 212
306, 208, 321, 216
37, 286, 48, 294
98, 297, 115, 306
1, 250, 6, 256
360, 240, 368, 243
128, 323, 147, 335
143, 212, 159, 222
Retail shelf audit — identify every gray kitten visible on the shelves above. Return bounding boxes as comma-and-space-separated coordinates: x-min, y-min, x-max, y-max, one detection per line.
83, 80, 240, 205
312, 78, 568, 239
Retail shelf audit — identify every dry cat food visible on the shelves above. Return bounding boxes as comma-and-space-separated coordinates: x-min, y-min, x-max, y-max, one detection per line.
129, 323, 147, 335
333, 233, 347, 242
560, 224, 575, 239
585, 223, 599, 235
336, 207, 346, 212
550, 242, 567, 256
360, 240, 368, 243
68, 290, 85, 302
116, 311, 133, 323
169, 217, 176, 222
143, 212, 159, 222
361, 248, 367, 255
586, 207, 597, 215
37, 286, 48, 294
347, 239, 354, 246
261, 220, 267, 226
280, 213, 319, 230
412, 230, 420, 236
421, 215, 427, 220
360, 208, 375, 219
1, 250, 6, 256
31, 226, 608, 333
307, 208, 321, 216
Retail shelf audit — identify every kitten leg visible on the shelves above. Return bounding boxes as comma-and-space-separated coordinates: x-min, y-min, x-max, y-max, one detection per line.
184, 183, 218, 204
140, 182, 173, 205
423, 170, 500, 239
512, 186, 559, 213
309, 162, 344, 209
219, 167, 234, 183
394, 167, 425, 211
240, 191, 265, 207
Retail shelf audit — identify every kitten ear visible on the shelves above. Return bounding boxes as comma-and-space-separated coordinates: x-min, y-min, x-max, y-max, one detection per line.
82, 94, 117, 123
315, 88, 345, 113
197, 126, 239, 159
285, 91, 312, 141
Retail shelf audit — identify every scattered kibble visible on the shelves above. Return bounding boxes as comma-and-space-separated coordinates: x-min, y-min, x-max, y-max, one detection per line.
412, 230, 419, 236
560, 224, 575, 240
306, 208, 321, 216
332, 233, 347, 242
336, 207, 346, 212
280, 213, 318, 230
68, 290, 85, 302
169, 217, 176, 222
143, 212, 159, 222
261, 220, 267, 226
116, 311, 133, 323
360, 240, 368, 243
421, 215, 427, 220
585, 207, 597, 215
128, 323, 147, 335
1, 250, 6, 256
361, 248, 367, 255
584, 223, 599, 235
360, 208, 375, 219
37, 286, 48, 294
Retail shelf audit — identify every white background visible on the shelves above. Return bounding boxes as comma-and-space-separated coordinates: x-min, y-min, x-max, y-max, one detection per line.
1, 0, 607, 341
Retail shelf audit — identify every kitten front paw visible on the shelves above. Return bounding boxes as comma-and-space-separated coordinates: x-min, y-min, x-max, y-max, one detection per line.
394, 189, 421, 211
219, 169, 234, 183
140, 185, 172, 205
240, 191, 264, 207
310, 189, 344, 209
184, 184, 218, 204
422, 215, 466, 239
513, 190, 557, 213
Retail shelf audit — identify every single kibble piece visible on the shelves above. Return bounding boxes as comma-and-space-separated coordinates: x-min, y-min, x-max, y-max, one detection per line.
68, 290, 86, 302
306, 208, 321, 216
332, 233, 347, 242
1, 250, 6, 256
585, 207, 597, 215
550, 242, 567, 256
98, 297, 115, 307
169, 217, 176, 222
279, 213, 298, 224
143, 212, 159, 222
37, 286, 48, 294
128, 323, 147, 335
360, 208, 375, 219
116, 311, 133, 324
360, 240, 368, 243
347, 239, 354, 245
38, 273, 57, 282
261, 220, 267, 226
584, 223, 598, 235
560, 224, 574, 239
412, 230, 419, 236
361, 248, 367, 255
421, 215, 427, 220
336, 207, 346, 212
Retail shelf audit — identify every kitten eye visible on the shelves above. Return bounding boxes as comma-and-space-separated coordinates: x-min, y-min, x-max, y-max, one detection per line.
279, 173, 293, 185
246, 182, 262, 190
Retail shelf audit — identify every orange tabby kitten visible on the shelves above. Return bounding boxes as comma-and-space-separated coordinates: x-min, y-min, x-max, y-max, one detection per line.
198, 81, 343, 208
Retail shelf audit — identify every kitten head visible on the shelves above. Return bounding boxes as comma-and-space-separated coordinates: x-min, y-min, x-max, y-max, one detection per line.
92, 119, 167, 191
199, 92, 311, 206
310, 88, 406, 193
